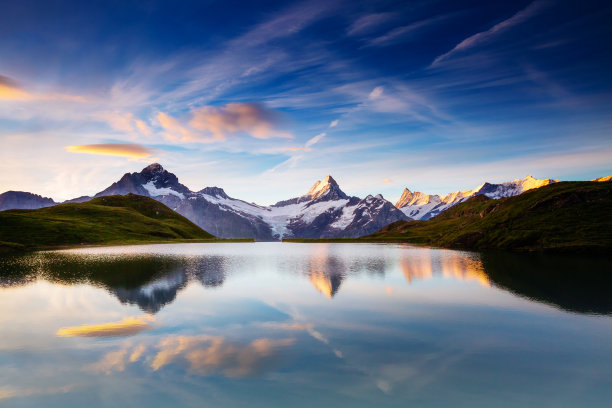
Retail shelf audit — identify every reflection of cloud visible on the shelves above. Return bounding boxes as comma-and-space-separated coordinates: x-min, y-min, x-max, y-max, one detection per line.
89, 343, 147, 374
90, 348, 129, 374
0, 385, 74, 401
129, 344, 147, 362
158, 102, 292, 143
65, 143, 156, 160
56, 315, 155, 337
151, 335, 295, 378
399, 251, 490, 287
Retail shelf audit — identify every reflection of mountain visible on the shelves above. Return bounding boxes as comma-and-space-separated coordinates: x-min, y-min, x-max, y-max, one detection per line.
0, 252, 228, 313
399, 250, 490, 287
113, 270, 188, 313
309, 271, 344, 298
481, 252, 612, 314
307, 245, 346, 298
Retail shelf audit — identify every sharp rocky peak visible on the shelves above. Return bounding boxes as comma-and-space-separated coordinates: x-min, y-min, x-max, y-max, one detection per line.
305, 175, 348, 201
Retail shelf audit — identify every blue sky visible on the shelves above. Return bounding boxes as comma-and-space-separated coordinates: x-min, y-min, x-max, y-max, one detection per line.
0, 0, 611, 204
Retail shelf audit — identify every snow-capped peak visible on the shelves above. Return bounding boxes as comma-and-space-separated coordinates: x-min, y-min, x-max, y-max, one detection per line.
304, 175, 348, 201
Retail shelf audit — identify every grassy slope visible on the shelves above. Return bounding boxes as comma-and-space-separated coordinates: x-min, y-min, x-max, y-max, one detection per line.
0, 194, 226, 250
287, 181, 612, 253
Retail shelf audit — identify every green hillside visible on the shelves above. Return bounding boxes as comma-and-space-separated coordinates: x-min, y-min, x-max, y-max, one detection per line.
364, 180, 612, 253
0, 194, 220, 250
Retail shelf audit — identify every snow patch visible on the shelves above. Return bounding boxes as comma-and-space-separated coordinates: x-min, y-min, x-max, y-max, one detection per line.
142, 181, 185, 199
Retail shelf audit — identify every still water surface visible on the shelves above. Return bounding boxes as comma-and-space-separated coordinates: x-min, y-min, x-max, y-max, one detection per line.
0, 243, 611, 407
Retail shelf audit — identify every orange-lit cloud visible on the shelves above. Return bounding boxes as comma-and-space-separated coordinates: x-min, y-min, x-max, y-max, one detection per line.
158, 103, 292, 143
0, 75, 31, 101
382, 178, 392, 184
0, 74, 85, 102
96, 111, 151, 137
56, 315, 155, 337
151, 334, 295, 378
65, 143, 156, 160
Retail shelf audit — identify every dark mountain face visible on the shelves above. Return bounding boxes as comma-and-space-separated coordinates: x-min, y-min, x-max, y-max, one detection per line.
95, 163, 191, 198
0, 191, 56, 211
172, 196, 276, 240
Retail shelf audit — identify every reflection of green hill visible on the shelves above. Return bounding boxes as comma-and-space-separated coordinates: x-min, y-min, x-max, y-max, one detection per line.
0, 253, 227, 313
0, 194, 216, 250
481, 252, 612, 314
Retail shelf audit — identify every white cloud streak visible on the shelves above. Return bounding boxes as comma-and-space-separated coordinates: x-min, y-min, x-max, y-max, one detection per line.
431, 0, 550, 66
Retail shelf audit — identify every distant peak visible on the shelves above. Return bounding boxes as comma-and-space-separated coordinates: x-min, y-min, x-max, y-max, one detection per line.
199, 186, 229, 199
323, 174, 335, 183
395, 188, 415, 208
142, 163, 164, 173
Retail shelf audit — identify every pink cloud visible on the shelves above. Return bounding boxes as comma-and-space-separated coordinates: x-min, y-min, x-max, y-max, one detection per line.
158, 103, 292, 143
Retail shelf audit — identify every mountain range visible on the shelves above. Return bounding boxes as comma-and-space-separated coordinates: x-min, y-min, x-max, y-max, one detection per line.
1, 163, 604, 240
395, 175, 558, 220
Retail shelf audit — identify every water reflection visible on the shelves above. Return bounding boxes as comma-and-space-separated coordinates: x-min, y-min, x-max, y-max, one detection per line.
481, 251, 612, 314
89, 334, 296, 378
399, 249, 491, 287
1, 243, 612, 407
0, 245, 611, 314
0, 253, 228, 313
57, 315, 155, 337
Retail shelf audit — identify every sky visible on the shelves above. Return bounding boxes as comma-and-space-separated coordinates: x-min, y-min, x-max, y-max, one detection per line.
0, 0, 611, 204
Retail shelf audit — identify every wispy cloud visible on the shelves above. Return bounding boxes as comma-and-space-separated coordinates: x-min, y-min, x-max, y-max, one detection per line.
0, 74, 85, 102
365, 14, 454, 47
347, 12, 397, 36
431, 0, 550, 66
65, 144, 157, 160
95, 111, 151, 138
158, 103, 292, 143
0, 385, 74, 402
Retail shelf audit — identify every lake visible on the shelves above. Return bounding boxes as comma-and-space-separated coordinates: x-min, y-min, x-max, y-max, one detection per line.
0, 242, 611, 407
